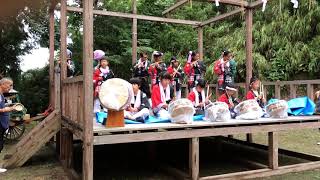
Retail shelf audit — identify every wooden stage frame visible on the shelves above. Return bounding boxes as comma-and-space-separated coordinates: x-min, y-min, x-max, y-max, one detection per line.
43, 0, 320, 179
92, 116, 320, 180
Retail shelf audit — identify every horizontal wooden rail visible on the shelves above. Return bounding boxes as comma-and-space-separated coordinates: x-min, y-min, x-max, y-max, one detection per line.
62, 75, 84, 84
66, 6, 201, 25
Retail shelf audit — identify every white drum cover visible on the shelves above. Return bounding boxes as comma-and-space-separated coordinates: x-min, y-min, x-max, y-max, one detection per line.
168, 98, 195, 124
234, 99, 263, 120
204, 102, 230, 122
266, 100, 288, 118
99, 78, 133, 111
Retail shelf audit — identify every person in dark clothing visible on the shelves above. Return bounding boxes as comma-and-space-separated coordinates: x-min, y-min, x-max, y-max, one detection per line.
0, 78, 15, 154
125, 78, 150, 122
133, 52, 151, 98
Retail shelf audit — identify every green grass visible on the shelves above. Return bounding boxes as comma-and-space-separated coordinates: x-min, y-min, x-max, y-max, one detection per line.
0, 124, 320, 179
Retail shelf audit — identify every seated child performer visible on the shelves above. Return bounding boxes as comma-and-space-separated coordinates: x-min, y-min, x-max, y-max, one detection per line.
151, 72, 175, 119
93, 56, 115, 113
246, 77, 266, 108
148, 51, 166, 87
124, 78, 150, 122
167, 56, 184, 99
218, 83, 239, 118
188, 79, 211, 115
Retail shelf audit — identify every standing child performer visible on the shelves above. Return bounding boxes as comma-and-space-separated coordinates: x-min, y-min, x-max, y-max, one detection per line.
218, 83, 239, 118
167, 56, 184, 99
246, 77, 266, 108
213, 50, 235, 92
151, 72, 175, 119
188, 79, 211, 115
66, 49, 75, 77
93, 49, 105, 69
195, 52, 207, 77
133, 52, 151, 98
124, 78, 150, 122
184, 51, 202, 92
93, 56, 115, 113
148, 51, 166, 87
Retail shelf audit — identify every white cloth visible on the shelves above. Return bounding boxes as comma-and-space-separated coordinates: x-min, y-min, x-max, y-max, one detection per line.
131, 90, 141, 108
100, 67, 109, 75
0, 168, 7, 173
291, 0, 298, 8
137, 59, 148, 69
175, 90, 181, 100
262, 0, 267, 12
157, 109, 170, 120
193, 88, 205, 107
215, 0, 219, 6
94, 98, 101, 113
159, 83, 170, 103
124, 108, 150, 120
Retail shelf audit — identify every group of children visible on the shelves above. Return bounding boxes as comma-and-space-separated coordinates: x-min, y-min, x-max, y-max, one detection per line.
92, 49, 266, 121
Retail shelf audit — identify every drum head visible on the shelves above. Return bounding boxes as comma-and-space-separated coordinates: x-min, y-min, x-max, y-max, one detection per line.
99, 78, 132, 111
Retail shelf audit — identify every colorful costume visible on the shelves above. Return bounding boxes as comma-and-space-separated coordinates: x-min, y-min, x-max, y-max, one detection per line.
93, 67, 114, 112
167, 65, 183, 99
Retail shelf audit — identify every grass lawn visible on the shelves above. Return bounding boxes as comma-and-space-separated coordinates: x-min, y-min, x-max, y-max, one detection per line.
0, 122, 320, 179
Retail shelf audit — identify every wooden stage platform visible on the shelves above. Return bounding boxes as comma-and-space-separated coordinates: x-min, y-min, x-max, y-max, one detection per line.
91, 116, 320, 179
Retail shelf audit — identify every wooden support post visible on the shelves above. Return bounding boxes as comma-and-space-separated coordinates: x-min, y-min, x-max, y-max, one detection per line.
289, 84, 297, 99
189, 137, 199, 180
245, 8, 253, 92
245, 8, 253, 144
82, 0, 94, 179
275, 83, 281, 99
132, 0, 137, 65
49, 8, 55, 107
197, 27, 203, 60
268, 132, 278, 169
307, 84, 314, 101
60, 0, 67, 80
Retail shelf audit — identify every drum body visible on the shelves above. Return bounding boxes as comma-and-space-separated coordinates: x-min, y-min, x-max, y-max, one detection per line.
266, 100, 288, 118
234, 100, 263, 120
168, 98, 195, 124
204, 102, 230, 122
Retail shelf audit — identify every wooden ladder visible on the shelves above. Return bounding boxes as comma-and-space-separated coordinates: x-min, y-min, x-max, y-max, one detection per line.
1, 110, 60, 168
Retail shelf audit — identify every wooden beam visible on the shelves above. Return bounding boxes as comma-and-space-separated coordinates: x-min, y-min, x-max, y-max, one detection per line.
199, 8, 244, 27
268, 132, 278, 169
189, 137, 199, 180
289, 84, 297, 99
245, 8, 253, 92
82, 0, 94, 179
162, 0, 249, 15
66, 6, 201, 26
207, 0, 249, 7
49, 7, 55, 108
162, 0, 189, 15
307, 84, 314, 101
60, 0, 67, 80
245, 8, 253, 145
197, 27, 203, 60
199, 161, 320, 180
249, 0, 265, 9
93, 121, 320, 145
132, 0, 138, 65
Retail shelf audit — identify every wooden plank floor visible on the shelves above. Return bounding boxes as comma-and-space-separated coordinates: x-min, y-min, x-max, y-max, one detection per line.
93, 116, 320, 135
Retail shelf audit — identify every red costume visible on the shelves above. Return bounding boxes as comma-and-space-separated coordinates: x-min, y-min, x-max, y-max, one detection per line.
218, 93, 233, 108
148, 65, 158, 86
246, 90, 256, 100
151, 84, 173, 110
93, 67, 114, 97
